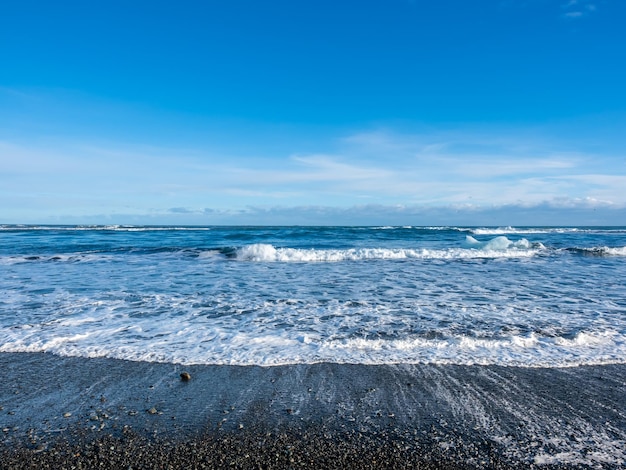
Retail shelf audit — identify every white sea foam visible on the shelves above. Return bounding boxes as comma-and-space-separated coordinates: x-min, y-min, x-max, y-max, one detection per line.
533, 437, 626, 468
601, 246, 626, 256
235, 238, 542, 262
2, 309, 624, 367
319, 331, 626, 367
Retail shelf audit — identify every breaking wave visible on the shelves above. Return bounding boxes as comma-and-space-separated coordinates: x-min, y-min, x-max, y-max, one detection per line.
235, 237, 543, 262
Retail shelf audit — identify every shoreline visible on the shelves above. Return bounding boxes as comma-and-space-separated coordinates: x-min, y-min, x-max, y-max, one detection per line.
1, 352, 625, 468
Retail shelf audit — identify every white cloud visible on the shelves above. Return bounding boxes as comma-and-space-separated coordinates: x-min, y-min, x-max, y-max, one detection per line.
561, 0, 597, 18
291, 154, 390, 181
1, 122, 625, 225
442, 156, 577, 178
326, 129, 624, 206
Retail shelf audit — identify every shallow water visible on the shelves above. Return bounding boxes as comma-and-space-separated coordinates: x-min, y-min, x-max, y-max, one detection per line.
1, 225, 625, 366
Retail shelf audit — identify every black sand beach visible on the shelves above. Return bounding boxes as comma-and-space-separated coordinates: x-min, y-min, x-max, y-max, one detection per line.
1, 352, 624, 469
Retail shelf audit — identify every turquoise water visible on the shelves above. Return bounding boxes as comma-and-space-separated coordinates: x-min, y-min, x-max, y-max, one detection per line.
1, 225, 625, 366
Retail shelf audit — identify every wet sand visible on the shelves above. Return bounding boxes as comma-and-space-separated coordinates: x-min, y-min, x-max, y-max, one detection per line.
1, 352, 625, 469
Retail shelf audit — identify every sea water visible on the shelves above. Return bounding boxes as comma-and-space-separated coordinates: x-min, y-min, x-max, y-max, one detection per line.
1, 225, 625, 367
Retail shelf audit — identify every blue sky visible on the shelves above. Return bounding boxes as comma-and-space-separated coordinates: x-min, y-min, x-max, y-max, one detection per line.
1, 0, 625, 225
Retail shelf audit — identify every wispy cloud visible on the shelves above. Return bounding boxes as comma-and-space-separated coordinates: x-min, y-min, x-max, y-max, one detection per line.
561, 0, 597, 19
1, 122, 624, 225
330, 129, 624, 206
291, 154, 390, 181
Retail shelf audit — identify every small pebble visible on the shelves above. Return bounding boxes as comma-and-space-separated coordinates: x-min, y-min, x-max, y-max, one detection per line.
63, 412, 72, 418
147, 407, 158, 415
180, 372, 191, 381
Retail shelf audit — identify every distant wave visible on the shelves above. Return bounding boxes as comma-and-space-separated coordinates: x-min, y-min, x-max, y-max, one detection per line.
470, 226, 626, 235
2, 224, 625, 235
0, 225, 212, 232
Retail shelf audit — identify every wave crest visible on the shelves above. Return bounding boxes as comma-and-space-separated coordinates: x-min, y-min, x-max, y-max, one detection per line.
235, 238, 542, 262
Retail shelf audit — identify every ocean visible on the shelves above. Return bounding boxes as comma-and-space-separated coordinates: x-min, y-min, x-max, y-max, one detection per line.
1, 225, 625, 368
